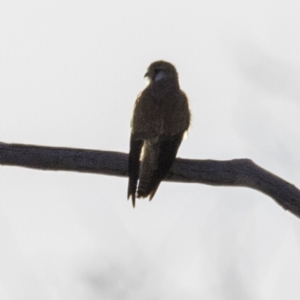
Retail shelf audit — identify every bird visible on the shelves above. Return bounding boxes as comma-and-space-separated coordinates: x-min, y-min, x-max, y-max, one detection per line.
127, 60, 190, 207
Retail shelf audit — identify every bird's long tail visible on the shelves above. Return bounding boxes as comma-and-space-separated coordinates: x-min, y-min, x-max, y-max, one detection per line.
137, 133, 184, 199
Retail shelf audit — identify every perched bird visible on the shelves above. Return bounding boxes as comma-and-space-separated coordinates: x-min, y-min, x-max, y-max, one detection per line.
127, 61, 190, 207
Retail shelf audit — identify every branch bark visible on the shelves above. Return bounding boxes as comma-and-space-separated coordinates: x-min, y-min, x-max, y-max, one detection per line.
0, 142, 299, 218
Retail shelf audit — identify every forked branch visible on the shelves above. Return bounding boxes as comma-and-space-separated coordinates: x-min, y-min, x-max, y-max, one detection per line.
0, 142, 299, 218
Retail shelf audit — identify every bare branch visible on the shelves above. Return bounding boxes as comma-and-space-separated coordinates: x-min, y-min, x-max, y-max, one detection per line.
0, 142, 299, 218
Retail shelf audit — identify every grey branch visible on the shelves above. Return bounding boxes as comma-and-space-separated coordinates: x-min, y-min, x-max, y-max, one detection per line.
0, 142, 299, 218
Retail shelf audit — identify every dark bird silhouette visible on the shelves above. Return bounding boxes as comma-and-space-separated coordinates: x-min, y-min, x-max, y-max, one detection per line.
127, 61, 190, 207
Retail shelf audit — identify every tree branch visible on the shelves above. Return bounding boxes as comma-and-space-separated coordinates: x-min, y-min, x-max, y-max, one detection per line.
0, 142, 299, 218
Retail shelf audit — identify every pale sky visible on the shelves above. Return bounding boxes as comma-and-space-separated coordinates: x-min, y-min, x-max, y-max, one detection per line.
1, 1, 300, 299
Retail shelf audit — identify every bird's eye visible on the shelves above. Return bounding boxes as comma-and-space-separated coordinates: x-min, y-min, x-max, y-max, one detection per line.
153, 70, 166, 81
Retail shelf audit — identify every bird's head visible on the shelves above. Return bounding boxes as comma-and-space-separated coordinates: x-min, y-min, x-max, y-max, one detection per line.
144, 61, 179, 84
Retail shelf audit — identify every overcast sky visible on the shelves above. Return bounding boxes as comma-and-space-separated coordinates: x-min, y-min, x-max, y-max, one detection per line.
1, 1, 300, 299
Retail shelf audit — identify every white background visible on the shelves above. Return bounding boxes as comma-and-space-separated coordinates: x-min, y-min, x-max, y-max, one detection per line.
1, 1, 300, 299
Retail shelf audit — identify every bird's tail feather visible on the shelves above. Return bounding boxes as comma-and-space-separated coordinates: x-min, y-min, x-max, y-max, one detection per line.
137, 132, 184, 200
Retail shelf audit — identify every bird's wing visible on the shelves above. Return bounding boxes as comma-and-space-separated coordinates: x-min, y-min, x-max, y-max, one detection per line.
127, 135, 143, 207
137, 132, 184, 199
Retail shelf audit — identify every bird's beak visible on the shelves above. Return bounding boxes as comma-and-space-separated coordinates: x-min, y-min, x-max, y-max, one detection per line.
144, 71, 150, 78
